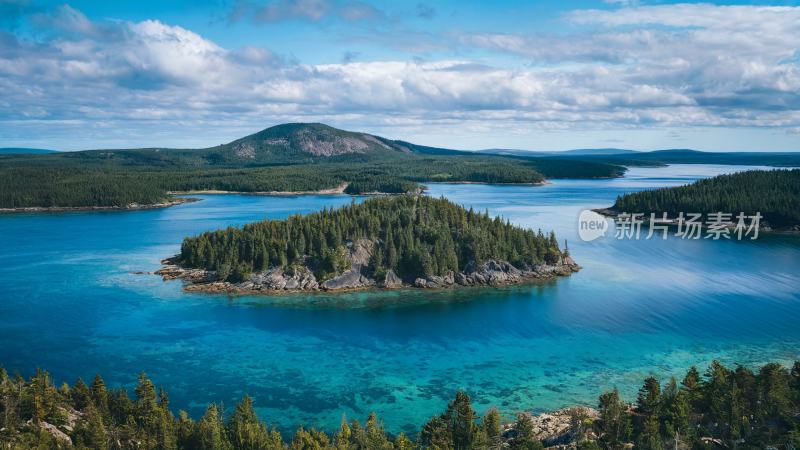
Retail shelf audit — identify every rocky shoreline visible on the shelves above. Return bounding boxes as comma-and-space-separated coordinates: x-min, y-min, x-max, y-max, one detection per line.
0, 197, 200, 213
29, 402, 598, 450
156, 239, 580, 295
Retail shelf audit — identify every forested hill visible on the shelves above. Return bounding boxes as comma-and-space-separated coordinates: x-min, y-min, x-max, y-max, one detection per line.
178, 195, 566, 283
204, 123, 413, 164
610, 169, 800, 229
0, 123, 627, 209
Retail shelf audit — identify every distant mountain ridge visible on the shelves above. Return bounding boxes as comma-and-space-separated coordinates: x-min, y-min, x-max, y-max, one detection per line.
479, 147, 800, 167
480, 148, 640, 157
6, 123, 800, 171
0, 148, 58, 154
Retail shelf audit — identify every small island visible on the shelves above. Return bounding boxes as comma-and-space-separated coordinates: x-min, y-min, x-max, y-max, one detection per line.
157, 195, 579, 294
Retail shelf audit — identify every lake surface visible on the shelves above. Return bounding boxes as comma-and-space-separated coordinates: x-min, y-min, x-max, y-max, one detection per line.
1, 164, 798, 435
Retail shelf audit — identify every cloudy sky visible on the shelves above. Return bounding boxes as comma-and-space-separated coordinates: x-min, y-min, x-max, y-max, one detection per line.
2, 0, 800, 151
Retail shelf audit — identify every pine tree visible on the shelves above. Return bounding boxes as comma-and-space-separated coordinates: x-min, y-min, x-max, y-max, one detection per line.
483, 407, 502, 440
72, 378, 92, 411
510, 413, 544, 450
597, 388, 632, 449
90, 374, 109, 417
228, 395, 274, 450
196, 403, 231, 450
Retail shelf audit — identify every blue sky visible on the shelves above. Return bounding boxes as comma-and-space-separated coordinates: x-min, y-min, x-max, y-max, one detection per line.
2, 0, 800, 151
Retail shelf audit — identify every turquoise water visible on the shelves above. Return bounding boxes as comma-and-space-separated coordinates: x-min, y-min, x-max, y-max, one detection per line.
0, 164, 798, 435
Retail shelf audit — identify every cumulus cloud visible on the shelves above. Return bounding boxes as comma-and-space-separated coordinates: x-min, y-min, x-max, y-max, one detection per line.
2, 3, 800, 148
458, 4, 800, 117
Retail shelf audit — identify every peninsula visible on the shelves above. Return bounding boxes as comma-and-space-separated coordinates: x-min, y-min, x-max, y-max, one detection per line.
600, 169, 800, 231
157, 195, 579, 294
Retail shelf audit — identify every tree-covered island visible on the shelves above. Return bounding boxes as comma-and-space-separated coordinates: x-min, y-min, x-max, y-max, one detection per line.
157, 195, 579, 294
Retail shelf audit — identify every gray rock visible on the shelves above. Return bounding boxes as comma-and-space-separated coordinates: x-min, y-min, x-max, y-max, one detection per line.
382, 270, 403, 288
347, 239, 374, 266
322, 266, 374, 290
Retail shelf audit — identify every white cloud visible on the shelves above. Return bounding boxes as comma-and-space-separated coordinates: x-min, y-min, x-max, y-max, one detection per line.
1, 3, 800, 149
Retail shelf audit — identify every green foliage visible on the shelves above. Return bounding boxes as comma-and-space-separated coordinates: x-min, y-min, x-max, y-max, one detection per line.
0, 123, 637, 209
596, 388, 632, 450
179, 195, 562, 282
521, 158, 626, 179
509, 414, 544, 450
576, 440, 602, 450
0, 167, 171, 208
482, 407, 501, 441
612, 169, 800, 228
2, 360, 799, 449
595, 360, 800, 450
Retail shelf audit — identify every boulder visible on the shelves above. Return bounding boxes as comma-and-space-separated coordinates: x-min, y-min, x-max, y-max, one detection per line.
321, 265, 375, 290
382, 270, 403, 288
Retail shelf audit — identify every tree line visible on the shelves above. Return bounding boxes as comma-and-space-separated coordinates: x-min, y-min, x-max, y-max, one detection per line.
2, 360, 799, 449
612, 169, 800, 228
0, 155, 550, 209
179, 195, 564, 282
1, 141, 634, 209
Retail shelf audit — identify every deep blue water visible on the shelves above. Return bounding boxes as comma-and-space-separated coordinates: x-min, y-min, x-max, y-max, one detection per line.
0, 164, 798, 435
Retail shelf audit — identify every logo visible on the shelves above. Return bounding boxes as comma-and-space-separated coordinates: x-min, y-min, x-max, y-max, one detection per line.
578, 209, 609, 242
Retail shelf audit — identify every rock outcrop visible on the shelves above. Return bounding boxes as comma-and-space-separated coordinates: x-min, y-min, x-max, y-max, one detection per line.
156, 241, 580, 295
321, 265, 375, 290
503, 407, 598, 449
381, 270, 403, 288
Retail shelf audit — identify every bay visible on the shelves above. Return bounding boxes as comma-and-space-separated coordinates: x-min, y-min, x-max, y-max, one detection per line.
0, 164, 798, 435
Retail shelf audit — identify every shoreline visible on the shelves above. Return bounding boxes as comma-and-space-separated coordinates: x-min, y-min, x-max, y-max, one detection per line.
155, 256, 580, 296
423, 180, 548, 186
0, 180, 553, 214
0, 197, 200, 213
168, 182, 350, 196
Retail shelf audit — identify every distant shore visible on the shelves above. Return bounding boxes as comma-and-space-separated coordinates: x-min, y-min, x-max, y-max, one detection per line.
0, 197, 200, 213
168, 182, 350, 196
424, 180, 548, 186
0, 180, 553, 214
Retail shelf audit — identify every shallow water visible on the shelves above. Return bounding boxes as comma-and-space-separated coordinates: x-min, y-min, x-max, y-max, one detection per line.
0, 164, 798, 434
